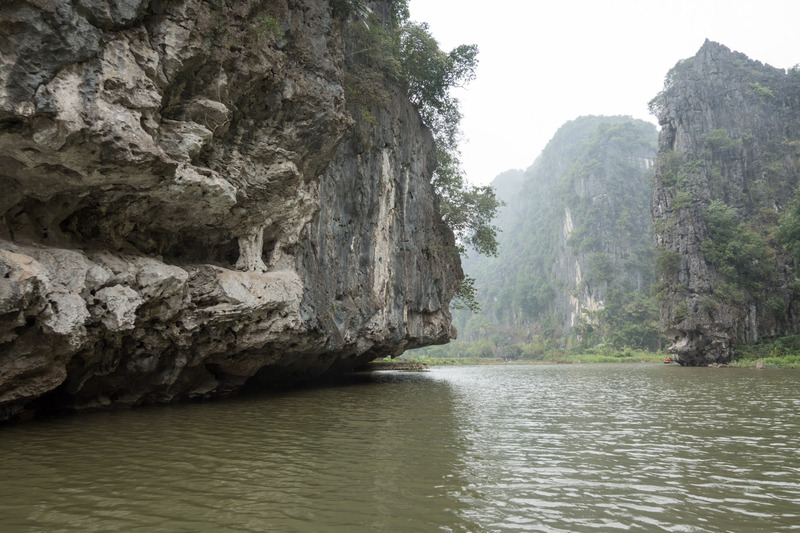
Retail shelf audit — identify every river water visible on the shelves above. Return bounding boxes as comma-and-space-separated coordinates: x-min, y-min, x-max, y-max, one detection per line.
1, 364, 799, 532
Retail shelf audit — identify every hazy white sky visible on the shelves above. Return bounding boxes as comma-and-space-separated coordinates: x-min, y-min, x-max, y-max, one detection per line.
408, 0, 800, 186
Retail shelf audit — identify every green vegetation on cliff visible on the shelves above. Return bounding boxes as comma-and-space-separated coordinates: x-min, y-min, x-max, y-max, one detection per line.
339, 0, 500, 311
650, 41, 800, 364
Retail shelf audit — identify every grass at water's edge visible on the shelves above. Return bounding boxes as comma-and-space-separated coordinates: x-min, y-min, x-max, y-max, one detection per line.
725, 335, 800, 368
727, 357, 800, 369
399, 342, 800, 368
398, 348, 666, 366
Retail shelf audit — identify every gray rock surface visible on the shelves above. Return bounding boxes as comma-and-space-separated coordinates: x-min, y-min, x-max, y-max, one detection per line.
0, 0, 460, 420
651, 40, 800, 365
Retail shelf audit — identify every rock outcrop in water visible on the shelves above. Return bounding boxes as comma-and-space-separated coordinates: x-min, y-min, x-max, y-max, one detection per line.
0, 0, 461, 420
651, 41, 800, 365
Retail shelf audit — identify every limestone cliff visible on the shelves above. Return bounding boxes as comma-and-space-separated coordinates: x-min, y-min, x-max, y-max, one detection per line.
457, 116, 659, 351
651, 41, 800, 365
0, 0, 460, 420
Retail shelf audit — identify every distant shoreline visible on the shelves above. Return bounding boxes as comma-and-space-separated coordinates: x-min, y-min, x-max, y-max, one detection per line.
394, 353, 800, 369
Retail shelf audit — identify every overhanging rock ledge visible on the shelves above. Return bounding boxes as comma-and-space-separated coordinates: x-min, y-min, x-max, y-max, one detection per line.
0, 0, 462, 420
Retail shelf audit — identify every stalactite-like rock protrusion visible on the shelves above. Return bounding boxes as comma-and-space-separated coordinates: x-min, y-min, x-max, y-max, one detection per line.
235, 227, 268, 273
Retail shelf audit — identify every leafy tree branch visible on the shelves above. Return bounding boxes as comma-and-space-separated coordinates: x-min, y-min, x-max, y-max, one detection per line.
338, 0, 501, 310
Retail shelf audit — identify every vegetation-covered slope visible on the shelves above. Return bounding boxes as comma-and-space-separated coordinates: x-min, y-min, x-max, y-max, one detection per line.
426, 116, 660, 358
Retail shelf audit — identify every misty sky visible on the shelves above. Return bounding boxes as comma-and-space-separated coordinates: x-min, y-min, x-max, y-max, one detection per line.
408, 0, 800, 186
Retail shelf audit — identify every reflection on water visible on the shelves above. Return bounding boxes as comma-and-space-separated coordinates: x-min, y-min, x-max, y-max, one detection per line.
0, 373, 475, 532
1, 365, 799, 532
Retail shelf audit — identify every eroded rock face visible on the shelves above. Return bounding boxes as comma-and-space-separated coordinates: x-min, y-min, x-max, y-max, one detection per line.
651, 41, 800, 365
0, 0, 459, 420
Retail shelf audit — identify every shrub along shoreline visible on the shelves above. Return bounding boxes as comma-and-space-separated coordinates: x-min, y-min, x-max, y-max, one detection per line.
727, 335, 800, 368
401, 347, 665, 366
401, 338, 800, 368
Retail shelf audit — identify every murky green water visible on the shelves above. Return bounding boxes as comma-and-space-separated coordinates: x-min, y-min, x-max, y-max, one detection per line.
1, 364, 799, 532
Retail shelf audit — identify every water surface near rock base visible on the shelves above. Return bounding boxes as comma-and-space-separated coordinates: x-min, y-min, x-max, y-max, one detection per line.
1, 365, 798, 532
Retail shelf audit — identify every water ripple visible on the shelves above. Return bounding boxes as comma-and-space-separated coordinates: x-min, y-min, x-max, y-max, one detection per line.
1, 366, 799, 531
435, 364, 800, 532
